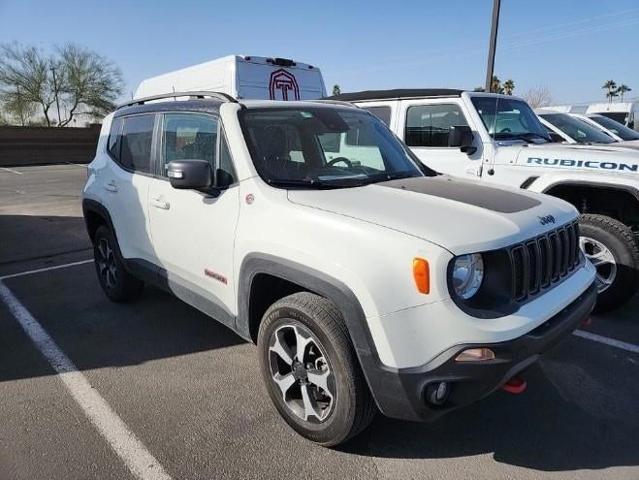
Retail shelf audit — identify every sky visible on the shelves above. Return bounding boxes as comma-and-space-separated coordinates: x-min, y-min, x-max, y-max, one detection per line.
0, 0, 637, 105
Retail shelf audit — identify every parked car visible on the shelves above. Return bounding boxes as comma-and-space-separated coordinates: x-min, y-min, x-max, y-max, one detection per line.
585, 102, 638, 131
82, 90, 595, 446
536, 110, 620, 146
331, 89, 639, 312
572, 113, 639, 146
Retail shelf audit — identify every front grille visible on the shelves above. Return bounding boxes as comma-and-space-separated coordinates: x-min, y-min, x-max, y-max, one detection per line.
509, 221, 581, 302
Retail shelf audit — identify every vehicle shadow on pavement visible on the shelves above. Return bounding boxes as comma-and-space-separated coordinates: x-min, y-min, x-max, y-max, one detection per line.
0, 214, 91, 266
341, 354, 639, 472
0, 280, 246, 384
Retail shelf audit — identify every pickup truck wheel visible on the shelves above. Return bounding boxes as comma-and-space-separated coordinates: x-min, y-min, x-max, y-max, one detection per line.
93, 225, 144, 302
579, 214, 639, 313
257, 292, 375, 446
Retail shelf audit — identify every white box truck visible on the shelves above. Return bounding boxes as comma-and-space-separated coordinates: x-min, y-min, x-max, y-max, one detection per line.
134, 55, 326, 101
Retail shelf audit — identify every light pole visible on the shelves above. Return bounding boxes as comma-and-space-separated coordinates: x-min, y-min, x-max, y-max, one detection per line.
484, 0, 501, 93
50, 65, 62, 126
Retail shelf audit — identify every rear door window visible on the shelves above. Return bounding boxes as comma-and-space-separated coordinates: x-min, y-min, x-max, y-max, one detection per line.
405, 104, 468, 147
120, 114, 155, 173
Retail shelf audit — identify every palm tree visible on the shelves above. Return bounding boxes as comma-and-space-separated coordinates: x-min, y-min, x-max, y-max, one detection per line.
503, 79, 515, 95
602, 80, 618, 103
617, 84, 632, 102
490, 75, 503, 94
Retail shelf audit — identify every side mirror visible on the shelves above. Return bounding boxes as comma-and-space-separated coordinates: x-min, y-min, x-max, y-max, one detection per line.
448, 125, 477, 155
167, 160, 212, 190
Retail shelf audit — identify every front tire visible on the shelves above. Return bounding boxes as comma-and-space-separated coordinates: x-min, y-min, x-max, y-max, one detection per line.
93, 225, 144, 303
257, 292, 376, 446
579, 214, 639, 313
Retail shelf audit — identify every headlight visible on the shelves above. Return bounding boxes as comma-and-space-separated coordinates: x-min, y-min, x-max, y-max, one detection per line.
452, 254, 484, 299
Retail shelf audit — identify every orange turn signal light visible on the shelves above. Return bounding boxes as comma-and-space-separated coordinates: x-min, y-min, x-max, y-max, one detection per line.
412, 258, 430, 294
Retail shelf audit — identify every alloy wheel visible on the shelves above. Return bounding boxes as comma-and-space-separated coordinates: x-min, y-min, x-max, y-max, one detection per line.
268, 323, 335, 423
96, 237, 118, 289
580, 235, 617, 293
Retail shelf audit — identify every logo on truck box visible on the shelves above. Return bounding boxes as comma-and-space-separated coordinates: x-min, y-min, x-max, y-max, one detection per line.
527, 157, 638, 172
269, 69, 300, 101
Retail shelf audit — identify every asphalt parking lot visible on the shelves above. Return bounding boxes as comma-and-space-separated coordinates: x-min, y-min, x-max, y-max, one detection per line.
0, 164, 638, 480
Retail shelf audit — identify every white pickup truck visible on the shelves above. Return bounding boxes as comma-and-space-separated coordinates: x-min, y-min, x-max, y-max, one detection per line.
330, 89, 639, 312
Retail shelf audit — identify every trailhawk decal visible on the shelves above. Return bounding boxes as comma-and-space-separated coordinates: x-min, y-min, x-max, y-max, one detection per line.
526, 157, 638, 172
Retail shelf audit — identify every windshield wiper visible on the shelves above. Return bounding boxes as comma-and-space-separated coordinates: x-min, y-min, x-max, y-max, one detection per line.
356, 171, 422, 186
266, 178, 370, 189
495, 132, 550, 143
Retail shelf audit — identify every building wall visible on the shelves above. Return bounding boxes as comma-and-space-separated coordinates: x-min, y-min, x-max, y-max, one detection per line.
0, 125, 100, 166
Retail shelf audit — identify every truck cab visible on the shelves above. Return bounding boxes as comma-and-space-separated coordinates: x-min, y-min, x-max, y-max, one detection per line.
331, 89, 639, 312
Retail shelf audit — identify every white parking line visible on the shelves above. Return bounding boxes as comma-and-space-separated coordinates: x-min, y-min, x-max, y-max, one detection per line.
0, 167, 23, 175
573, 329, 639, 354
0, 280, 172, 480
0, 259, 93, 280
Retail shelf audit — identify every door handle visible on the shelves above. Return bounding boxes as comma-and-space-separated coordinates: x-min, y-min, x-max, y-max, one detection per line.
151, 197, 170, 210
104, 180, 118, 192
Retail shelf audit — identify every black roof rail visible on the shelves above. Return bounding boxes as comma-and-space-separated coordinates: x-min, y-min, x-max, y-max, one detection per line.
116, 91, 237, 110
326, 89, 465, 102
312, 99, 360, 109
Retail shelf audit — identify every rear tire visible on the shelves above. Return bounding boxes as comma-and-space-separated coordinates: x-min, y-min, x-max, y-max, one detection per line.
93, 225, 144, 302
579, 214, 639, 313
257, 292, 376, 446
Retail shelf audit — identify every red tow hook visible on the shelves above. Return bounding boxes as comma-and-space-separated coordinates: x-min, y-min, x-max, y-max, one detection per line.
582, 316, 592, 327
502, 376, 527, 394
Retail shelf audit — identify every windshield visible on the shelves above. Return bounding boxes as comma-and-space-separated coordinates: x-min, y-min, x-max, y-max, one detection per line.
470, 96, 550, 142
239, 107, 430, 189
589, 115, 639, 141
540, 113, 615, 144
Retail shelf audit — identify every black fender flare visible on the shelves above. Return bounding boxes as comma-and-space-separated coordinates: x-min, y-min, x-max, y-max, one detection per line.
82, 198, 116, 242
542, 180, 639, 201
236, 253, 408, 416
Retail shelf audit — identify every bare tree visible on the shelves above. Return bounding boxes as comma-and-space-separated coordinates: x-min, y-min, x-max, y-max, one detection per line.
2, 87, 37, 125
523, 86, 553, 108
55, 44, 123, 126
0, 42, 123, 126
0, 43, 56, 126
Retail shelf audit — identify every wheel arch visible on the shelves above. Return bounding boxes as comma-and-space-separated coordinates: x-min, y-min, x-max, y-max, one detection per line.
542, 181, 639, 227
237, 254, 372, 347
82, 199, 115, 243
236, 253, 388, 403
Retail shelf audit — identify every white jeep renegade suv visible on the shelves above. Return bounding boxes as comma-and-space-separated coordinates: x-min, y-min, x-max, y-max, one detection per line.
82, 92, 596, 446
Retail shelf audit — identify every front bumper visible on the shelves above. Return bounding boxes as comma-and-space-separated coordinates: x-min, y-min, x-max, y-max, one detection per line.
362, 282, 597, 422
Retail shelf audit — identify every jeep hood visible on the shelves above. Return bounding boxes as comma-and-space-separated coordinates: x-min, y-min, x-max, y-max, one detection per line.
508, 142, 639, 174
287, 176, 577, 254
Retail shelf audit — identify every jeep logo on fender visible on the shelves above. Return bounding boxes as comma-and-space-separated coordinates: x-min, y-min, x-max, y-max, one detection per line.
538, 215, 556, 225
527, 157, 638, 172
269, 69, 300, 101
